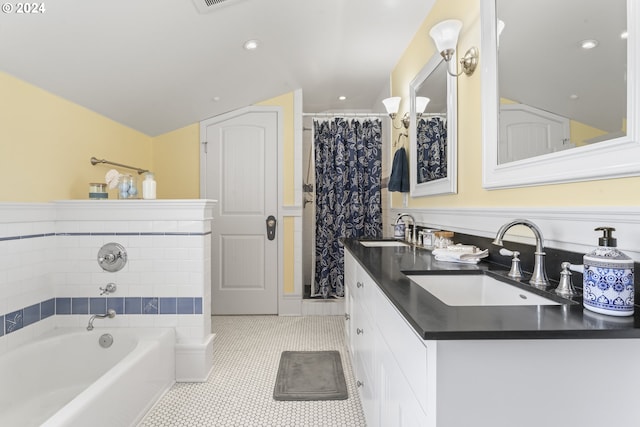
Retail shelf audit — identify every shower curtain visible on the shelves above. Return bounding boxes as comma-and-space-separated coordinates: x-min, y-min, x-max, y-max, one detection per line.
313, 118, 382, 298
416, 116, 447, 183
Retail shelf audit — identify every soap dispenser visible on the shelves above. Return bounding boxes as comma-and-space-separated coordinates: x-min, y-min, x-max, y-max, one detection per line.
583, 227, 634, 317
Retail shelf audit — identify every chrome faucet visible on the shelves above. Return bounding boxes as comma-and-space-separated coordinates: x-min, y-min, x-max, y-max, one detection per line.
87, 309, 116, 331
492, 219, 550, 288
395, 213, 416, 244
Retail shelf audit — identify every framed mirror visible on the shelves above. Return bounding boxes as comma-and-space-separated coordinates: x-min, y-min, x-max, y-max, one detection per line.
481, 0, 640, 189
409, 52, 458, 196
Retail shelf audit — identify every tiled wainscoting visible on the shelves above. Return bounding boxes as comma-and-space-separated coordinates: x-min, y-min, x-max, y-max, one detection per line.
0, 200, 215, 381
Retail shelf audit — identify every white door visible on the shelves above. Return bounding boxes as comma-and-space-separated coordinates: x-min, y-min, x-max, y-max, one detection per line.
202, 108, 279, 315
499, 103, 571, 163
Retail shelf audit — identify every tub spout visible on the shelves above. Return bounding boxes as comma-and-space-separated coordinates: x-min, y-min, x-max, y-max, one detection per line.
87, 309, 116, 331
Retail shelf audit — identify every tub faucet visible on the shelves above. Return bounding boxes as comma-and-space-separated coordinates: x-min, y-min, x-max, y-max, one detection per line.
492, 219, 550, 289
87, 309, 116, 331
395, 213, 417, 244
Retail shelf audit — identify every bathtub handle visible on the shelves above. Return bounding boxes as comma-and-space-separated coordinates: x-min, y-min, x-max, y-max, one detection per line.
99, 283, 117, 295
97, 243, 128, 272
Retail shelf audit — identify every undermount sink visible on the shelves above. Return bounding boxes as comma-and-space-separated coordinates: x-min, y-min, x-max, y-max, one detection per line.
359, 240, 409, 247
407, 274, 561, 307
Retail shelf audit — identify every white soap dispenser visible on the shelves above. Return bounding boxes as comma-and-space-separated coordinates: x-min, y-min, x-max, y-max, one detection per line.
583, 227, 634, 317
142, 172, 156, 200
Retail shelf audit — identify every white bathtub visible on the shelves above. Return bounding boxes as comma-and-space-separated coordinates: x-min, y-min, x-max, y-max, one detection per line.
0, 327, 175, 427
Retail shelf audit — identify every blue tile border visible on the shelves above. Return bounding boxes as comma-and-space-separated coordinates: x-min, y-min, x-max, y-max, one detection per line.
5, 310, 23, 334
23, 304, 40, 327
125, 297, 142, 314
160, 298, 177, 314
142, 297, 159, 314
56, 298, 71, 314
0, 296, 203, 336
41, 299, 55, 319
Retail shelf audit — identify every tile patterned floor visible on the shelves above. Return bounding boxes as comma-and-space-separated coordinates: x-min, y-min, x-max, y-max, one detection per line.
139, 316, 367, 427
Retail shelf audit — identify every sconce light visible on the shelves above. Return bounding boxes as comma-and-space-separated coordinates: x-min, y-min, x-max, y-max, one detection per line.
429, 19, 479, 77
416, 97, 430, 118
382, 96, 410, 129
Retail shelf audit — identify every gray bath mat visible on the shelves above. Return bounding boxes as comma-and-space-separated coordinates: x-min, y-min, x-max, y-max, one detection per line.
273, 350, 348, 401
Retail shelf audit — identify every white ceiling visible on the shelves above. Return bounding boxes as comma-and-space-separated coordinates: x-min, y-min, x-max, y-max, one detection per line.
0, 0, 435, 136
498, 0, 627, 133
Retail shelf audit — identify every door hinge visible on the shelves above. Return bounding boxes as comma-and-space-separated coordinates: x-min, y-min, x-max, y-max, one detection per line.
202, 141, 208, 153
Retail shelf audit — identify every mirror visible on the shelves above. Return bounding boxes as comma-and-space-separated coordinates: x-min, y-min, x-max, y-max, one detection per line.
409, 52, 457, 196
481, 0, 640, 188
498, 0, 626, 164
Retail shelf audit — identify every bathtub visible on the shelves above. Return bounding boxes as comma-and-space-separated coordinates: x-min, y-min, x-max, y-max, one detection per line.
0, 327, 175, 427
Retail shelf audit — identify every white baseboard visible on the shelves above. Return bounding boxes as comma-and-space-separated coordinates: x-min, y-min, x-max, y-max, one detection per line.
301, 298, 345, 316
279, 295, 303, 316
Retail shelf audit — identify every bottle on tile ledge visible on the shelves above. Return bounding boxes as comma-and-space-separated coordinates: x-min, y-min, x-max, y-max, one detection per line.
142, 172, 156, 200
582, 227, 634, 317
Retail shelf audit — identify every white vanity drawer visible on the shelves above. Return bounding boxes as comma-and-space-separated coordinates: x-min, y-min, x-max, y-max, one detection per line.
373, 283, 428, 413
344, 251, 357, 290
354, 263, 377, 318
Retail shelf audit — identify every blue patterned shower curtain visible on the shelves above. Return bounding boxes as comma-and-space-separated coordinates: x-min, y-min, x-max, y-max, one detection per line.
313, 118, 382, 298
416, 117, 447, 183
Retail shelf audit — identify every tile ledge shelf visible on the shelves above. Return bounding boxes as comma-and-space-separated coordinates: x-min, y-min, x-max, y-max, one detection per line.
0, 199, 217, 223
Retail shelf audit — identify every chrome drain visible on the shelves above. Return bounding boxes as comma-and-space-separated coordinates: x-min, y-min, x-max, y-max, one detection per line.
99, 333, 114, 348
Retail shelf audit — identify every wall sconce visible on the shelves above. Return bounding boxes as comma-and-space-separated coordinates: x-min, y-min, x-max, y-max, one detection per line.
382, 96, 410, 129
416, 96, 430, 118
429, 19, 479, 77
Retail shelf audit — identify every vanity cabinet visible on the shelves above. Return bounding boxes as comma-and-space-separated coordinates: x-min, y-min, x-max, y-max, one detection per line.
344, 250, 427, 426
345, 245, 640, 427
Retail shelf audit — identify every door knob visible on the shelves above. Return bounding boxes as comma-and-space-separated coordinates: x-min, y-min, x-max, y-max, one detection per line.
266, 215, 276, 240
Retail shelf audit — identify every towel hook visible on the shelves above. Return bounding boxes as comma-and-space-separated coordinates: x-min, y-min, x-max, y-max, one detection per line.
393, 132, 408, 148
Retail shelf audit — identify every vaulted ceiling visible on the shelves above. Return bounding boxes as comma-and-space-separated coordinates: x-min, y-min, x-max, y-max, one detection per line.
0, 0, 434, 136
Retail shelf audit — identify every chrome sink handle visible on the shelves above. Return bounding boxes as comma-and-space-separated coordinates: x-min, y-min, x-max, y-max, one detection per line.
499, 248, 523, 280
555, 262, 579, 298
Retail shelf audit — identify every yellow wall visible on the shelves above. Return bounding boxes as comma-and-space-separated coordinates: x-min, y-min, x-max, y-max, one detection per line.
570, 120, 607, 147
152, 123, 200, 199
390, 0, 640, 209
0, 72, 152, 202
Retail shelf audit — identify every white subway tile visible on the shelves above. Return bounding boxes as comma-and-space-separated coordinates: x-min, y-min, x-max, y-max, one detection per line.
154, 316, 178, 328
153, 221, 178, 233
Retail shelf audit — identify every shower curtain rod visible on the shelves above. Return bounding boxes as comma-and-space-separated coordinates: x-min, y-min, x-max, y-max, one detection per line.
90, 157, 149, 174
303, 112, 388, 118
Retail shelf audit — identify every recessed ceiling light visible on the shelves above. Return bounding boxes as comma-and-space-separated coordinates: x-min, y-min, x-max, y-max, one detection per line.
243, 39, 259, 51
569, 94, 579, 100
338, 96, 347, 101
621, 30, 628, 40
580, 39, 598, 50
212, 96, 221, 102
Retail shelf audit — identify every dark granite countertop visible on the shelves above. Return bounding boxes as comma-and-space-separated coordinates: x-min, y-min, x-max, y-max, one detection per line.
343, 239, 640, 340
